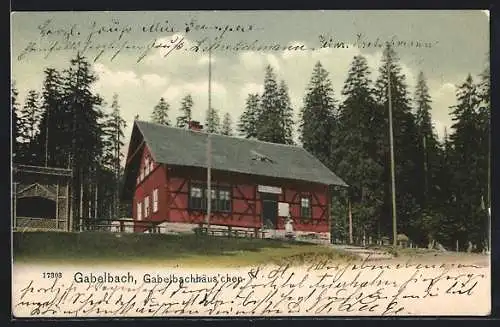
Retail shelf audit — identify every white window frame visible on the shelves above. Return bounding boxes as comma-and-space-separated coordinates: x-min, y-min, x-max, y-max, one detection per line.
301, 197, 311, 218
137, 200, 142, 221
153, 188, 159, 213
218, 189, 231, 212
149, 159, 154, 174
144, 195, 150, 218
145, 157, 150, 175
189, 185, 203, 209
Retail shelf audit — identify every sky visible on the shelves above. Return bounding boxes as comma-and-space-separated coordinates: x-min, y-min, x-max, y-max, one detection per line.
11, 10, 489, 151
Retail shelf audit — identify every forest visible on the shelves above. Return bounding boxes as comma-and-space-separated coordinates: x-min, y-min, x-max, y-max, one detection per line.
12, 44, 490, 251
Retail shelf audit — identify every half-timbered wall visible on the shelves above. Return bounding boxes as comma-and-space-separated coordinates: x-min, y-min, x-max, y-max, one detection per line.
159, 166, 330, 233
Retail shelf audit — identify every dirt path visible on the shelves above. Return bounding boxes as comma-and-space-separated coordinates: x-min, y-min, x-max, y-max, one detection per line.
331, 244, 490, 267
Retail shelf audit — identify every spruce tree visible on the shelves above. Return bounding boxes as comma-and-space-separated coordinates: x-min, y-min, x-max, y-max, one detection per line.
238, 93, 260, 138
221, 112, 233, 136
299, 61, 337, 167
151, 97, 170, 125
176, 94, 193, 128
414, 71, 441, 210
411, 72, 451, 246
478, 64, 490, 221
102, 93, 127, 219
278, 80, 295, 145
62, 53, 104, 227
11, 82, 20, 160
374, 44, 421, 241
335, 55, 385, 242
433, 127, 455, 247
205, 107, 220, 133
36, 68, 66, 167
257, 65, 283, 143
17, 90, 42, 164
19, 90, 41, 141
448, 74, 486, 250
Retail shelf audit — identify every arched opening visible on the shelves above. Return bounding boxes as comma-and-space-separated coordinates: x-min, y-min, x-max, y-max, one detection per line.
16, 196, 56, 219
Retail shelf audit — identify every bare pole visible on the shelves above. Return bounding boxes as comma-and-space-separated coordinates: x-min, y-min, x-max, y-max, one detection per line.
348, 198, 353, 244
487, 110, 491, 252
206, 44, 212, 233
44, 107, 49, 167
388, 57, 398, 247
423, 134, 428, 203
115, 113, 121, 220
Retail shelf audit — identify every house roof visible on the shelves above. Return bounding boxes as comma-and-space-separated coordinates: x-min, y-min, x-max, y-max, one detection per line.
123, 120, 347, 197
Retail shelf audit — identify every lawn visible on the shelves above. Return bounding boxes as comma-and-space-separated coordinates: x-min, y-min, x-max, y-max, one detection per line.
13, 232, 356, 267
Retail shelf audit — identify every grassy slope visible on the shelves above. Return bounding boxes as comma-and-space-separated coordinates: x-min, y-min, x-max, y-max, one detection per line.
13, 232, 356, 267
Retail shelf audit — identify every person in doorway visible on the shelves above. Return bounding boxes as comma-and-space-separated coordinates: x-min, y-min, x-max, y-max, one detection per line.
285, 212, 295, 240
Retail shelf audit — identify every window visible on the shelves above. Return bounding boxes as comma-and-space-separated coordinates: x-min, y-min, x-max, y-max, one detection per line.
153, 189, 159, 213
301, 197, 311, 218
218, 189, 231, 212
137, 200, 142, 221
144, 196, 150, 217
145, 157, 150, 175
189, 183, 232, 212
205, 188, 217, 210
190, 185, 203, 209
149, 159, 154, 173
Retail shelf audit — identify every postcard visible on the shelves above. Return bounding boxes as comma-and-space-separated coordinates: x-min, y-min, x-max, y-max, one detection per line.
11, 10, 491, 318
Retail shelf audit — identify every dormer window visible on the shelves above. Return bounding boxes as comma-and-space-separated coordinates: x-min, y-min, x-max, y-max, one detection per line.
251, 150, 274, 163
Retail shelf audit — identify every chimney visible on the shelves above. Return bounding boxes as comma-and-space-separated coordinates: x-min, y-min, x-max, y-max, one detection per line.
188, 120, 203, 131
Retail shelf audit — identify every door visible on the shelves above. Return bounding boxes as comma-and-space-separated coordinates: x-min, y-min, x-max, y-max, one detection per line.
261, 193, 278, 229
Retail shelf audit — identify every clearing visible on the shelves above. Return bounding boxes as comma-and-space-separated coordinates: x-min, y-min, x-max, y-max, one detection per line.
13, 231, 356, 267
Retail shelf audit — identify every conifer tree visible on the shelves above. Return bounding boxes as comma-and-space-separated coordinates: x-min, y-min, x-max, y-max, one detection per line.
36, 68, 65, 167
447, 74, 486, 250
102, 93, 127, 219
374, 44, 421, 240
11, 82, 20, 160
151, 97, 170, 125
238, 93, 260, 138
414, 71, 441, 210
62, 53, 104, 227
257, 65, 283, 143
278, 80, 295, 145
221, 112, 233, 136
205, 107, 220, 133
176, 94, 193, 128
299, 61, 337, 167
17, 90, 42, 164
19, 90, 41, 141
335, 55, 385, 241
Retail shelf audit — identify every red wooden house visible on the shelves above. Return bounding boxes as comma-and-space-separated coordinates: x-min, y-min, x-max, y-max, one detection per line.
122, 120, 347, 240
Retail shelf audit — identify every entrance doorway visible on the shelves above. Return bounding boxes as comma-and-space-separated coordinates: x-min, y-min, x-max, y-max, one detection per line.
261, 193, 278, 229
